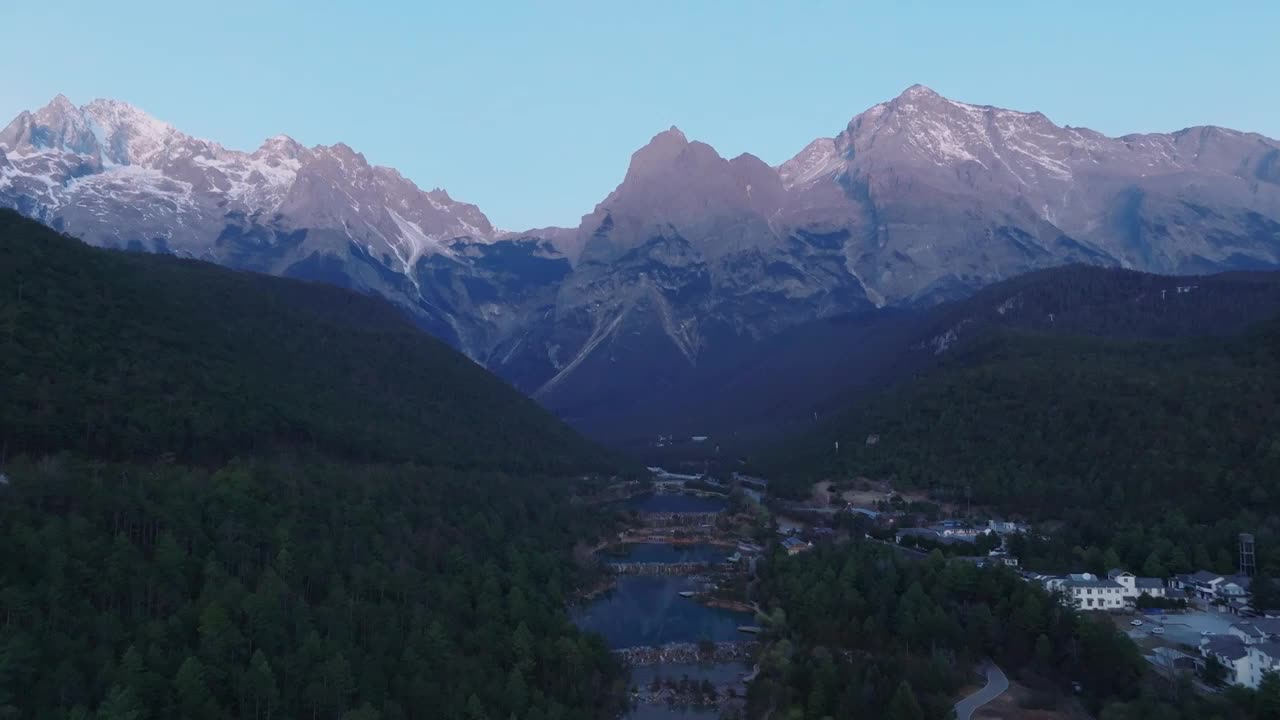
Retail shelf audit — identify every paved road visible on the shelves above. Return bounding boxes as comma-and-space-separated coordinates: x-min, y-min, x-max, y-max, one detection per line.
954, 661, 1009, 720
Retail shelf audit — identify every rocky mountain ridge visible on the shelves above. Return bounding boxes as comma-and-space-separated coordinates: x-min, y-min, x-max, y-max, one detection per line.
4, 86, 1278, 441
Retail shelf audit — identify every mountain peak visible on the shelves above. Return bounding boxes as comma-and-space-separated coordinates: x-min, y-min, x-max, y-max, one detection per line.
624, 126, 698, 180
643, 126, 689, 149
8, 94, 101, 156
43, 94, 77, 114
897, 84, 943, 101
255, 133, 305, 158
31, 94, 80, 126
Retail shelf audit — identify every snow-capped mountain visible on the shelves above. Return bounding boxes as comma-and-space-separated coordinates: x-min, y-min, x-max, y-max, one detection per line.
0, 95, 561, 357
779, 84, 1280, 301
4, 87, 1279, 443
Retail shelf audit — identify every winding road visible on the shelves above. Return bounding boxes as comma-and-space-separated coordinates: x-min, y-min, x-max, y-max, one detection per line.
954, 661, 1009, 720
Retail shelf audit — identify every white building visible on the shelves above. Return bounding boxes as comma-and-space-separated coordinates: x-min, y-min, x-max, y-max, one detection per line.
1056, 573, 1125, 610
1202, 635, 1251, 685
987, 518, 1029, 534
1198, 622, 1280, 688
1247, 643, 1280, 688
1175, 571, 1252, 604
927, 520, 982, 538
1106, 569, 1167, 604
1229, 619, 1280, 645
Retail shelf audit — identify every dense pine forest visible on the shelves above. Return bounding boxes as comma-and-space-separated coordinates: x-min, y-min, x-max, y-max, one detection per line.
0, 210, 621, 473
0, 458, 625, 720
747, 543, 1266, 719
756, 316, 1280, 573
0, 212, 630, 719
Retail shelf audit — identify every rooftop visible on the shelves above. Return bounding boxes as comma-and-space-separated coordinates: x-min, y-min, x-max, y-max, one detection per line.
1204, 635, 1248, 661
1226, 575, 1254, 590
1064, 578, 1122, 589
1234, 619, 1280, 637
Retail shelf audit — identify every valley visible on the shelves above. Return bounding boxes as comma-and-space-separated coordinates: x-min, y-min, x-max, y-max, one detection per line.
571, 485, 756, 719
2, 53, 1280, 720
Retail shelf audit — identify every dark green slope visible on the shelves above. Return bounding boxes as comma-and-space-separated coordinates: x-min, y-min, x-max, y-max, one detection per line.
762, 325, 1280, 507
0, 209, 618, 473
0, 211, 629, 720
755, 318, 1280, 569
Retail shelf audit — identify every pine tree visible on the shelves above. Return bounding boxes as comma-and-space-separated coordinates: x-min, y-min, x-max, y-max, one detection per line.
95, 684, 142, 720
1035, 634, 1053, 667
886, 681, 923, 720
173, 658, 210, 720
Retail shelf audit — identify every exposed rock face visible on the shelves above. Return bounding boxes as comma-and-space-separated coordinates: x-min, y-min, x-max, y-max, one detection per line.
0, 95, 553, 357
779, 85, 1280, 302
4, 88, 1278, 442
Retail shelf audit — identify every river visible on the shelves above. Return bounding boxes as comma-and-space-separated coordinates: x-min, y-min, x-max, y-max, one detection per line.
608, 542, 733, 565
574, 494, 753, 718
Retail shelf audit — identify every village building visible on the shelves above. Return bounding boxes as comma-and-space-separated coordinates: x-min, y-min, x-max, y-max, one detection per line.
1049, 573, 1125, 610
1195, 621, 1280, 688
781, 537, 811, 556
1202, 635, 1252, 685
1228, 619, 1280, 645
1105, 569, 1168, 604
986, 517, 1029, 534
987, 550, 1019, 567
1173, 571, 1251, 604
927, 519, 983, 538
1246, 643, 1280, 688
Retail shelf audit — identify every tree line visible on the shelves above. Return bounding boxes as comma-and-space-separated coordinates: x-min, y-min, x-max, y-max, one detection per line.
0, 210, 634, 717
756, 319, 1280, 575
744, 542, 1265, 719
0, 455, 628, 719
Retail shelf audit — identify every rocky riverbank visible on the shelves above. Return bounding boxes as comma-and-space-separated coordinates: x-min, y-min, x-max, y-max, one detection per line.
608, 561, 717, 575
570, 576, 617, 604
699, 597, 758, 614
615, 641, 758, 666
640, 511, 722, 527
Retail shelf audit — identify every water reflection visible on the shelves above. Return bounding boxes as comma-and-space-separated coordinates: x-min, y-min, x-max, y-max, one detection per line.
573, 575, 747, 648
609, 543, 732, 564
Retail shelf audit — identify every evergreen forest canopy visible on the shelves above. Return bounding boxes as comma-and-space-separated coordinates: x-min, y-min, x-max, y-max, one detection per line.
0, 209, 621, 474
747, 543, 1267, 719
755, 311, 1280, 573
0, 212, 630, 719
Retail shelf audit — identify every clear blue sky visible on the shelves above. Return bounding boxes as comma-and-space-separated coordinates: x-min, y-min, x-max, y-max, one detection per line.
3, 1, 1277, 230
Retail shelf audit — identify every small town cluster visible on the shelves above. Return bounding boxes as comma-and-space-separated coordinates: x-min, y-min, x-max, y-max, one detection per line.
765, 478, 1277, 691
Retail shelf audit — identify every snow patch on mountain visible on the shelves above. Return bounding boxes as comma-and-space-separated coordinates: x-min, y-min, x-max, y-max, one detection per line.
387, 206, 456, 271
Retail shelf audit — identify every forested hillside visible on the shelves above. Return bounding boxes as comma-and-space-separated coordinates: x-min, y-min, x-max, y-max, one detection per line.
0, 209, 619, 473
605, 264, 1280, 449
0, 212, 630, 719
756, 318, 1280, 572
0, 457, 626, 720
746, 543, 1258, 719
